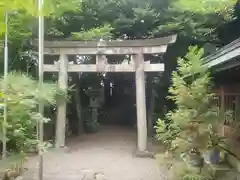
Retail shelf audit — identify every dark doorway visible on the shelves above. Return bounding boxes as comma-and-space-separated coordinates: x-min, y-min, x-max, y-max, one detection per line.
100, 72, 136, 126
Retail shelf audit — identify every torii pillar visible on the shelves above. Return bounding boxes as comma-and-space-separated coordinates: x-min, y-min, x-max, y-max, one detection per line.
133, 54, 148, 152
55, 53, 68, 148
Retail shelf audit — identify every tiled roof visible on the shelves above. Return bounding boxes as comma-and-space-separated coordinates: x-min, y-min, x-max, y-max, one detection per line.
203, 38, 240, 68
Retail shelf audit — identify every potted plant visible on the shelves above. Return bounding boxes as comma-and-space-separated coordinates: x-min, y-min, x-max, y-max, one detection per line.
181, 148, 204, 167
204, 133, 221, 164
202, 124, 229, 165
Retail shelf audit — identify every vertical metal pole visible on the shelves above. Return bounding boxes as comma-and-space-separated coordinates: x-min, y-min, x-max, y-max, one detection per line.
38, 0, 44, 179
2, 11, 9, 160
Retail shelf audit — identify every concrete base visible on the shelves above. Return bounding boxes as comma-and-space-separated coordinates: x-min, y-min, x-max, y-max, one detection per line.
54, 146, 71, 153
134, 150, 155, 159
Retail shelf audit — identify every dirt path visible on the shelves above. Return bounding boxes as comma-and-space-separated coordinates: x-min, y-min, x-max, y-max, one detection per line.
24, 126, 165, 180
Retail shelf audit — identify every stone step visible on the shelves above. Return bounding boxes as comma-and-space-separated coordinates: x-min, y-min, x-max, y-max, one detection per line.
228, 154, 240, 172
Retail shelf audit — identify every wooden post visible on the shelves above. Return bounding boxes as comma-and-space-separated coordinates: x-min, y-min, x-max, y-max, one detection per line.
96, 54, 107, 72
236, 95, 239, 122
220, 86, 225, 136
55, 53, 68, 148
133, 54, 147, 152
220, 86, 225, 118
147, 88, 155, 137
75, 85, 84, 134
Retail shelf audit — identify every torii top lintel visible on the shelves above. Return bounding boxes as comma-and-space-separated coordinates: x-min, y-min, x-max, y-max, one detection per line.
33, 34, 177, 55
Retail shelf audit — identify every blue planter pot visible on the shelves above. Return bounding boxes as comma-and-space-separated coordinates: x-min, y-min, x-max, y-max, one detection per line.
205, 148, 220, 164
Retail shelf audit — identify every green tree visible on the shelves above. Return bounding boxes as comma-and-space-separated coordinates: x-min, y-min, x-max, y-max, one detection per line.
0, 72, 65, 153
0, 0, 81, 76
0, 0, 80, 32
2, 0, 235, 74
155, 47, 224, 180
44, 0, 235, 41
152, 0, 235, 41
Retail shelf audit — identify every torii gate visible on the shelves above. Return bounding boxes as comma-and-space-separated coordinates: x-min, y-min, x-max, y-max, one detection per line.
36, 34, 177, 153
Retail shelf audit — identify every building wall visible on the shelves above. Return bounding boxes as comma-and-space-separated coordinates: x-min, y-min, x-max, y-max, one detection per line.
213, 83, 240, 122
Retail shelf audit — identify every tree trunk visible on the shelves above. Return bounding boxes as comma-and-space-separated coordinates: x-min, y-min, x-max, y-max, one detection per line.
74, 74, 84, 134
147, 88, 155, 137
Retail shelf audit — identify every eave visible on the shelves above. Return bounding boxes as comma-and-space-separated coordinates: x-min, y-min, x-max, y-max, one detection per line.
203, 38, 240, 71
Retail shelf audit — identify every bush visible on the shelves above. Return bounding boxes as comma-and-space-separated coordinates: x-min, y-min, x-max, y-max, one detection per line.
0, 72, 65, 153
155, 46, 223, 180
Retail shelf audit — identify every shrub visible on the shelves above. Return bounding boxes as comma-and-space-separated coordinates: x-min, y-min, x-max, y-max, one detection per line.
0, 72, 66, 153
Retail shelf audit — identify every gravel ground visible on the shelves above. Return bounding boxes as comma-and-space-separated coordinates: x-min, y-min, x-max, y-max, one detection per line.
23, 126, 165, 180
